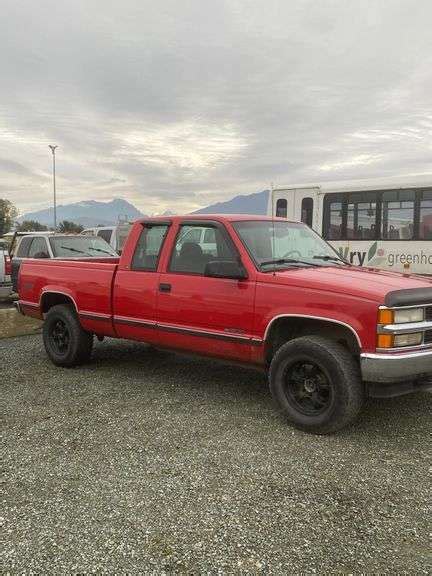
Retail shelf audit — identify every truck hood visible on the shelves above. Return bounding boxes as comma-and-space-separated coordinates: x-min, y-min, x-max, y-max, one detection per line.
265, 265, 432, 304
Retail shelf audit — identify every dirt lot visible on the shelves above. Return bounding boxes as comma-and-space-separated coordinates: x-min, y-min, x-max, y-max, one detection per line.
1, 334, 431, 574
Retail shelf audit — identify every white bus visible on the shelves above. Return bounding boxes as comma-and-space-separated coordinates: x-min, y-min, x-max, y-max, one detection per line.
270, 179, 432, 275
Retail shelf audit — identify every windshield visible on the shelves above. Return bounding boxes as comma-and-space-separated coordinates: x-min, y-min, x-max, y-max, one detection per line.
49, 235, 118, 258
232, 220, 346, 269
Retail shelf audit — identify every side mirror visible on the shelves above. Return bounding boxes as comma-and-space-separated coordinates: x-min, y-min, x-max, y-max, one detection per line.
204, 260, 248, 280
34, 252, 50, 259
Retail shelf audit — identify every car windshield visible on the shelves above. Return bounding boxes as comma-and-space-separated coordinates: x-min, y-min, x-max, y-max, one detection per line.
49, 236, 118, 258
232, 220, 346, 269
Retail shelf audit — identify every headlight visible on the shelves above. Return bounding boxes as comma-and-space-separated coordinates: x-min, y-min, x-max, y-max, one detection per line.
394, 333, 423, 347
394, 308, 424, 324
378, 308, 424, 325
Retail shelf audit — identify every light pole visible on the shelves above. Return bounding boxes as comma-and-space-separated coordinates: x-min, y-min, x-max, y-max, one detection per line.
49, 145, 58, 229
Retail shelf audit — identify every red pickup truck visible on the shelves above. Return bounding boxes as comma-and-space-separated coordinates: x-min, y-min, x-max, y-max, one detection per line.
16, 215, 432, 434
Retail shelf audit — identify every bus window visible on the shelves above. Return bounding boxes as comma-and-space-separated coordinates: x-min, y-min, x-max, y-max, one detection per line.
276, 198, 287, 218
301, 197, 313, 227
382, 190, 415, 240
327, 201, 343, 239
419, 190, 432, 240
347, 198, 378, 240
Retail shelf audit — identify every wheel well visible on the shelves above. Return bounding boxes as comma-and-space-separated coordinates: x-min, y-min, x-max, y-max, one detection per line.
265, 317, 360, 365
41, 292, 77, 314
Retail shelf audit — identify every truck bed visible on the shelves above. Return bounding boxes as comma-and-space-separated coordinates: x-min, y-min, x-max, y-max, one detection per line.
18, 258, 120, 333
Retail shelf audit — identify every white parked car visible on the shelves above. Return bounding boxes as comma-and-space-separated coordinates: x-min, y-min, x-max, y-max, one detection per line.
0, 239, 13, 298
81, 223, 132, 253
9, 232, 118, 292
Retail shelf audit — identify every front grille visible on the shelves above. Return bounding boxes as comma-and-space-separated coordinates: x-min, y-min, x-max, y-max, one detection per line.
425, 307, 432, 321
424, 330, 432, 344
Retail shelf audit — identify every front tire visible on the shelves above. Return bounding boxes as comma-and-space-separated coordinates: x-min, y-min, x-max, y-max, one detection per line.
269, 336, 364, 434
43, 304, 93, 367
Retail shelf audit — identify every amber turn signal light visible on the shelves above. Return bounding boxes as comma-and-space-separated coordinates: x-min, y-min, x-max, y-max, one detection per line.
377, 334, 394, 348
377, 309, 394, 325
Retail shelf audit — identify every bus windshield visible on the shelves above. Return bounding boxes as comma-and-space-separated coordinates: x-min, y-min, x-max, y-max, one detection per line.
233, 220, 346, 269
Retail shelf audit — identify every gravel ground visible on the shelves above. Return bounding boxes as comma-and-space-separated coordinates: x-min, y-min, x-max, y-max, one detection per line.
1, 335, 431, 574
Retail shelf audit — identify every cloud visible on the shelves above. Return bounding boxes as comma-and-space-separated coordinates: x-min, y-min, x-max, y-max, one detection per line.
0, 0, 431, 216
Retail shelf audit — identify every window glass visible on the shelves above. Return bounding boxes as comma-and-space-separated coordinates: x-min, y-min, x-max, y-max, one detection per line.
97, 229, 113, 244
117, 224, 132, 251
327, 201, 343, 240
301, 197, 313, 227
28, 237, 49, 258
170, 225, 235, 274
347, 200, 377, 240
276, 199, 287, 218
177, 227, 202, 245
16, 236, 34, 257
419, 190, 432, 240
204, 228, 216, 244
233, 221, 342, 268
382, 191, 415, 240
50, 235, 118, 257
131, 225, 168, 271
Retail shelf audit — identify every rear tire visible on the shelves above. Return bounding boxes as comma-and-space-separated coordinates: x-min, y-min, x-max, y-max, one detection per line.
43, 304, 93, 367
269, 336, 364, 434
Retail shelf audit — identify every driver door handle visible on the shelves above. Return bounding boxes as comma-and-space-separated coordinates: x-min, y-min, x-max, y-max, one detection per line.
159, 283, 172, 293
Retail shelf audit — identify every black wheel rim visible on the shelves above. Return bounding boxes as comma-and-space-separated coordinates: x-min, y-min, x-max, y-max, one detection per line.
284, 360, 333, 416
50, 319, 70, 355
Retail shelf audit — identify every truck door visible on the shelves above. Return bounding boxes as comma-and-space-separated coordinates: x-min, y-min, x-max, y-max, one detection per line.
156, 221, 256, 362
113, 222, 170, 344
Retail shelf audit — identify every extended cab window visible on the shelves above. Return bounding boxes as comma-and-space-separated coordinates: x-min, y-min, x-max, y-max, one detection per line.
170, 224, 235, 274
131, 225, 168, 271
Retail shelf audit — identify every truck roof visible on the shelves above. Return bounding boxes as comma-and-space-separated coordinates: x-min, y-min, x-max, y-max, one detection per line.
136, 214, 298, 224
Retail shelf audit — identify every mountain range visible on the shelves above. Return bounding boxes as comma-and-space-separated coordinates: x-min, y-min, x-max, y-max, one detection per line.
19, 191, 270, 226
194, 190, 269, 215
19, 198, 145, 227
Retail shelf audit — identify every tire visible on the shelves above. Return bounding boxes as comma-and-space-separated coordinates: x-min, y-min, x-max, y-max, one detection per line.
269, 336, 364, 434
43, 304, 93, 367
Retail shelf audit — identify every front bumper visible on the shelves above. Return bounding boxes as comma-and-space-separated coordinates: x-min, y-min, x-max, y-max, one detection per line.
361, 348, 432, 383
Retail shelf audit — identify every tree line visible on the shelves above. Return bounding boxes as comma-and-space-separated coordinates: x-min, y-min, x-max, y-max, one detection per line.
0, 199, 84, 235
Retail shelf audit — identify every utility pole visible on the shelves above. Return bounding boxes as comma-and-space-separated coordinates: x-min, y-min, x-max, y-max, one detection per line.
49, 145, 58, 229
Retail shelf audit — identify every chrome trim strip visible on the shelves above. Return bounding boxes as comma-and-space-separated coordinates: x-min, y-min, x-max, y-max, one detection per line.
378, 320, 432, 335
39, 290, 80, 314
18, 300, 39, 309
379, 303, 432, 310
113, 315, 263, 346
114, 315, 157, 329
263, 314, 362, 347
79, 311, 112, 323
158, 322, 257, 345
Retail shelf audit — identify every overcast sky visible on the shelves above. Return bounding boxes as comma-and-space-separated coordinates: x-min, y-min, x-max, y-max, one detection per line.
1, 0, 431, 216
